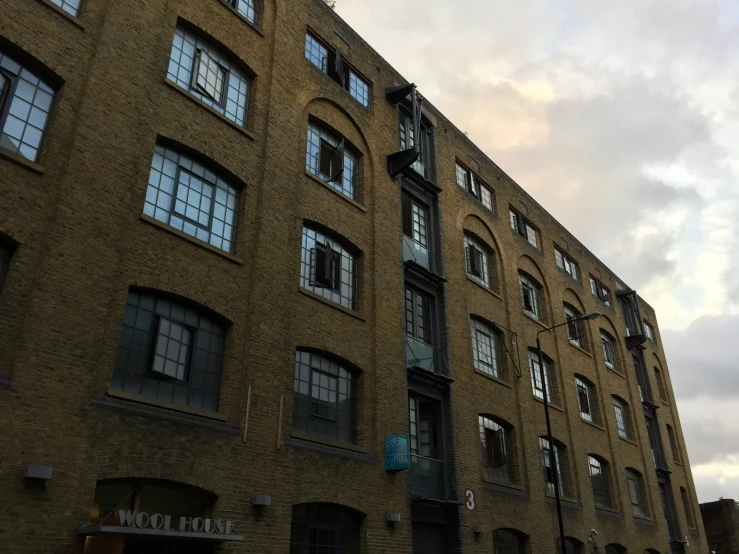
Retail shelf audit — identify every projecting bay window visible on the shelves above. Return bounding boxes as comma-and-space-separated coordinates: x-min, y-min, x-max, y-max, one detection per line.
540, 437, 569, 497
575, 376, 598, 423
0, 50, 55, 162
304, 31, 370, 107
519, 272, 543, 320
464, 234, 492, 289
590, 276, 612, 307
306, 120, 359, 201
221, 0, 257, 25
402, 190, 431, 269
479, 416, 515, 484
555, 246, 579, 281
471, 318, 502, 378
455, 162, 494, 211
300, 226, 358, 311
405, 286, 438, 374
626, 469, 648, 517
399, 109, 431, 179
509, 208, 538, 248
409, 395, 445, 499
144, 143, 240, 253
167, 25, 252, 128
529, 350, 556, 403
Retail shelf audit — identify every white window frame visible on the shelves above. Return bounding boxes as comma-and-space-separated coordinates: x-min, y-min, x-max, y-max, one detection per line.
612, 397, 630, 439
471, 319, 501, 378
510, 209, 538, 248
626, 470, 646, 517
529, 350, 555, 403
644, 321, 655, 341
601, 331, 616, 369
519, 273, 541, 320
464, 234, 492, 289
306, 121, 358, 200
575, 376, 596, 423
564, 304, 585, 348
554, 246, 579, 280
589, 276, 611, 306
456, 162, 494, 211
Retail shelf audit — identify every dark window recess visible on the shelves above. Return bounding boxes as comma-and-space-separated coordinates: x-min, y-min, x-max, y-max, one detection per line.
557, 538, 583, 554
659, 482, 680, 541
319, 138, 345, 183
493, 529, 527, 554
314, 242, 341, 291
617, 288, 645, 348
645, 414, 668, 470
405, 287, 433, 345
633, 352, 654, 404
467, 245, 482, 277
290, 503, 362, 554
590, 276, 612, 307
112, 290, 227, 412
0, 242, 12, 293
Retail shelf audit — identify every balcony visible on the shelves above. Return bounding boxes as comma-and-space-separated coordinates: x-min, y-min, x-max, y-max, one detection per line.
406, 336, 438, 374
403, 235, 431, 271
410, 455, 445, 500
617, 289, 646, 349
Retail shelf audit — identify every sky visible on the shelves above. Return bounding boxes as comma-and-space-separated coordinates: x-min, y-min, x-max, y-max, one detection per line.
334, 0, 739, 503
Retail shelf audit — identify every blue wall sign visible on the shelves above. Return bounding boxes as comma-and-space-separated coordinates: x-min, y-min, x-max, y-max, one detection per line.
385, 435, 410, 471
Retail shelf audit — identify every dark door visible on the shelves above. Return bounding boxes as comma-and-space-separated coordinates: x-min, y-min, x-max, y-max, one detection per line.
412, 521, 448, 554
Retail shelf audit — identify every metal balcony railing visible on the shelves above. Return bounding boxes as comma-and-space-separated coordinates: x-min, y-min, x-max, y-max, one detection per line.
406, 336, 439, 375
402, 235, 431, 271
410, 454, 445, 500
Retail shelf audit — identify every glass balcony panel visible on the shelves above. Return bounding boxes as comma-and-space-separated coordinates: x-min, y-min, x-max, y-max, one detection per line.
406, 336, 438, 374
402, 235, 430, 270
410, 455, 444, 499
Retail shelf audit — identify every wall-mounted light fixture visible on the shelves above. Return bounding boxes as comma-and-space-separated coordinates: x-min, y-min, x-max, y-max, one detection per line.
252, 494, 271, 521
23, 465, 52, 491
473, 524, 485, 535
386, 512, 400, 532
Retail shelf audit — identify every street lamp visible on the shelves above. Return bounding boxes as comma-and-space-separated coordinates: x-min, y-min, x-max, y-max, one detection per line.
536, 311, 600, 554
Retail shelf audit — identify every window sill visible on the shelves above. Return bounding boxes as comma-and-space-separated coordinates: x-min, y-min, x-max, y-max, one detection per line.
140, 214, 244, 264
688, 528, 699, 536
673, 459, 682, 466
482, 480, 528, 498
285, 433, 374, 463
660, 398, 670, 407
473, 368, 512, 388
216, 0, 264, 36
618, 435, 639, 447
567, 341, 592, 358
460, 189, 497, 219
545, 495, 581, 510
304, 58, 372, 113
595, 506, 622, 518
581, 418, 605, 432
522, 311, 548, 330
533, 396, 564, 412
0, 147, 46, 174
465, 275, 503, 300
556, 266, 581, 285
35, 0, 85, 29
511, 228, 542, 254
605, 365, 625, 379
164, 80, 256, 141
304, 171, 367, 213
90, 390, 239, 435
298, 287, 365, 321
634, 515, 656, 526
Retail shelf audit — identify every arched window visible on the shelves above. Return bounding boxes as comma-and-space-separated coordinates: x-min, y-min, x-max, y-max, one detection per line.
645, 550, 660, 554
681, 487, 696, 528
612, 395, 632, 440
306, 118, 360, 200
471, 318, 503, 378
529, 349, 556, 403
540, 436, 570, 497
493, 528, 528, 554
464, 233, 494, 289
626, 468, 648, 517
293, 350, 358, 445
519, 272, 543, 321
575, 375, 599, 423
479, 415, 515, 484
654, 367, 668, 402
145, 142, 241, 253
112, 289, 227, 411
600, 330, 618, 370
290, 503, 362, 554
605, 544, 627, 554
564, 303, 587, 349
666, 424, 681, 463
587, 454, 612, 508
0, 237, 15, 294
556, 537, 583, 554
300, 224, 358, 310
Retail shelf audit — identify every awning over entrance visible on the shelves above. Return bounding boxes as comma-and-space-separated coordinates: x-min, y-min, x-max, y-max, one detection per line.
77, 524, 243, 542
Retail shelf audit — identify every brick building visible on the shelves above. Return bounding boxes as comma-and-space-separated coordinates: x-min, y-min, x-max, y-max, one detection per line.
0, 0, 706, 552
701, 499, 739, 553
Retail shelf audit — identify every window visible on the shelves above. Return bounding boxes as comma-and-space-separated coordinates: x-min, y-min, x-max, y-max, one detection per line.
401, 191, 430, 269
575, 376, 598, 423
480, 416, 515, 484
644, 321, 655, 342
112, 290, 226, 411
300, 226, 357, 310
471, 319, 502, 378
144, 143, 240, 253
0, 50, 55, 162
529, 350, 555, 403
626, 469, 647, 517
167, 25, 252, 127
464, 234, 492, 289
589, 276, 611, 306
222, 0, 257, 24
654, 367, 668, 402
588, 455, 612, 508
509, 208, 538, 248
519, 272, 542, 320
557, 538, 583, 554
304, 31, 370, 107
601, 331, 617, 370
306, 120, 358, 200
290, 503, 362, 554
645, 414, 666, 469
666, 424, 680, 463
605, 545, 626, 554
399, 109, 432, 179
48, 0, 81, 16
540, 437, 569, 497
456, 162, 494, 211
493, 529, 527, 554
680, 487, 695, 528
612, 396, 631, 439
632, 352, 652, 403
409, 395, 442, 461
555, 246, 579, 280
293, 351, 357, 445
564, 303, 586, 348
0, 243, 12, 293
405, 287, 433, 345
